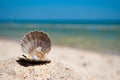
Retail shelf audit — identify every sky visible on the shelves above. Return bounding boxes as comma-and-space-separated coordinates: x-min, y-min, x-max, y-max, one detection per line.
0, 0, 120, 20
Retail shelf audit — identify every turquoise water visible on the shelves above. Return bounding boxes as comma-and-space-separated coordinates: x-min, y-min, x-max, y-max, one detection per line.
0, 22, 120, 54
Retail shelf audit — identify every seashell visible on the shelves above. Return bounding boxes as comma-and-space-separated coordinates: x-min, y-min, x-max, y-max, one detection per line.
20, 30, 51, 62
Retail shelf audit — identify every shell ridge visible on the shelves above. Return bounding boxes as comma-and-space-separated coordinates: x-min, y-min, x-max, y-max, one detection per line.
20, 30, 51, 60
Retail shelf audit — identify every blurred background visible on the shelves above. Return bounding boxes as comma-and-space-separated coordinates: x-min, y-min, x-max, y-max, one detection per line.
0, 0, 120, 54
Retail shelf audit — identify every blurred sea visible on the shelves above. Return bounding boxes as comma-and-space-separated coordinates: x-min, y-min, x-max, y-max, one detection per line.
0, 21, 120, 54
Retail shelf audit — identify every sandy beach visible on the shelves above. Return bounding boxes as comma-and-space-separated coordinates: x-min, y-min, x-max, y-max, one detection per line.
0, 39, 120, 80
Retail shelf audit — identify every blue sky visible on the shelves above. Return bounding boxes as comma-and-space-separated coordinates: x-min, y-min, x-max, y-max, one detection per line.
0, 0, 120, 20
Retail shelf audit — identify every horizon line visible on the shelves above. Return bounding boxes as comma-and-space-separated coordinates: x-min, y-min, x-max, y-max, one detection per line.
0, 19, 120, 24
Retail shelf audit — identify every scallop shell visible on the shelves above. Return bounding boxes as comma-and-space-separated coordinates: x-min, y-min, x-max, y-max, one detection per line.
20, 30, 51, 62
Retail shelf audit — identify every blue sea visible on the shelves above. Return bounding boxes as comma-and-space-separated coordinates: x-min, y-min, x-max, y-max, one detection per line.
0, 21, 120, 54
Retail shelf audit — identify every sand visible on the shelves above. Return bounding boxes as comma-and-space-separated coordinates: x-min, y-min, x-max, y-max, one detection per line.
0, 58, 88, 80
0, 39, 120, 80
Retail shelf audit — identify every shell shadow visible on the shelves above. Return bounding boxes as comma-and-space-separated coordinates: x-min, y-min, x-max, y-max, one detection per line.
16, 58, 51, 67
